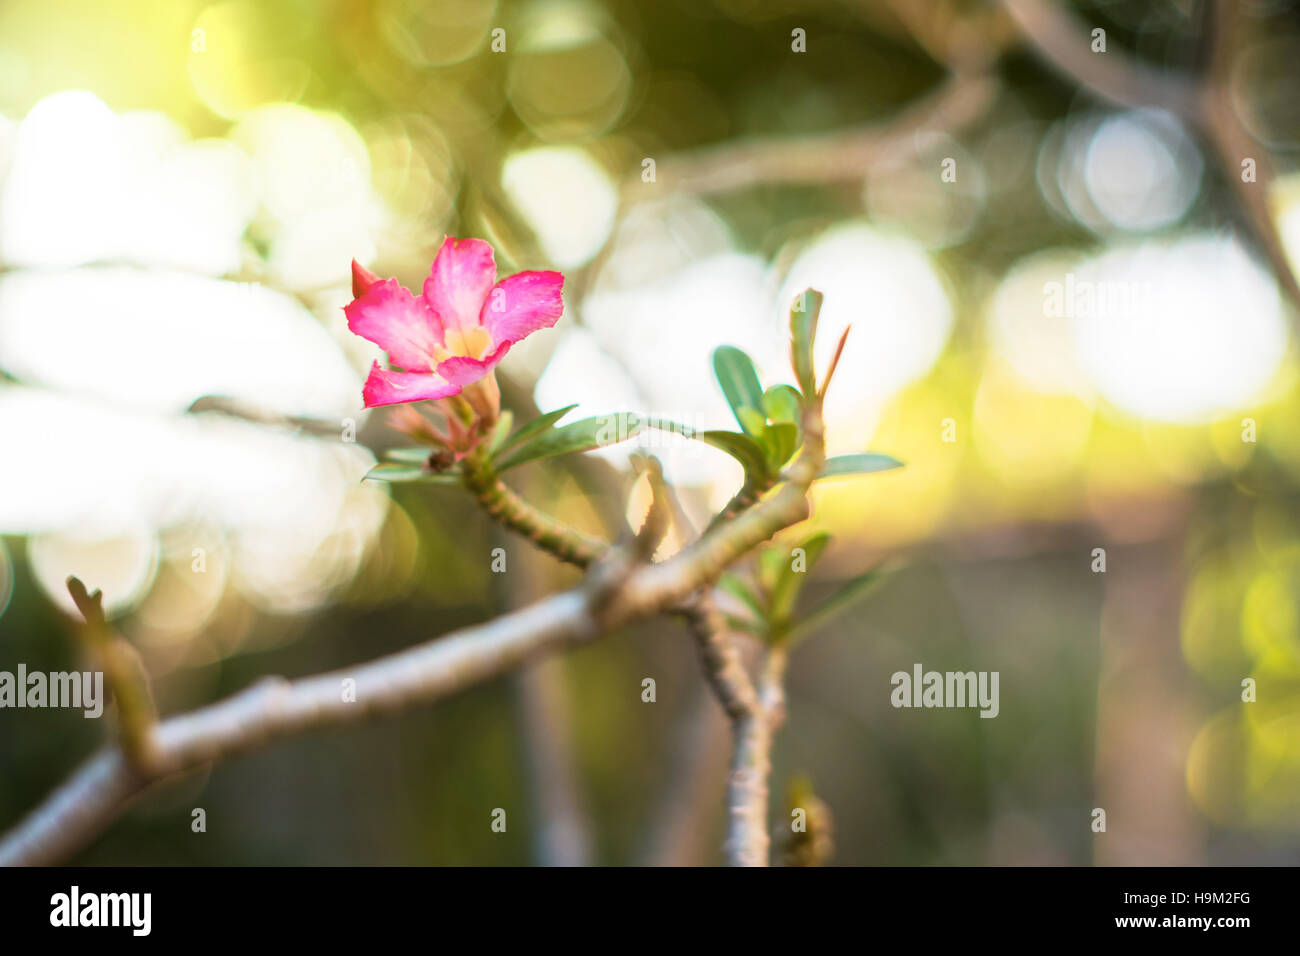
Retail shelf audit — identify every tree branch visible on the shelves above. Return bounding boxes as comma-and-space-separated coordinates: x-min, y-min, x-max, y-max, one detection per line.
461, 456, 606, 569
999, 0, 1202, 119
0, 395, 824, 866
622, 70, 998, 201
676, 391, 827, 865
684, 594, 759, 723
999, 0, 1300, 311
725, 647, 788, 867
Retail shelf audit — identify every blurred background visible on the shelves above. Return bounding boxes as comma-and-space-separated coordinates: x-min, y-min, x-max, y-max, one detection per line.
1, 0, 1299, 865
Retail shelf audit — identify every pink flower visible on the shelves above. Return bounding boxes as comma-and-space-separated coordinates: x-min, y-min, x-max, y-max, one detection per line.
345, 238, 564, 408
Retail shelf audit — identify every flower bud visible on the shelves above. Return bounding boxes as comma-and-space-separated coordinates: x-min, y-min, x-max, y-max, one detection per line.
351, 259, 381, 299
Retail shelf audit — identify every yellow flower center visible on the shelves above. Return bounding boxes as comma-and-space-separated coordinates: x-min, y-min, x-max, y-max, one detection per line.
433, 326, 493, 366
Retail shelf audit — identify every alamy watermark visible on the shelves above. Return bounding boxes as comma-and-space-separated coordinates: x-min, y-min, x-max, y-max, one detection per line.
891, 663, 999, 718
1042, 273, 1154, 319
50, 886, 151, 936
594, 411, 705, 454
0, 664, 104, 718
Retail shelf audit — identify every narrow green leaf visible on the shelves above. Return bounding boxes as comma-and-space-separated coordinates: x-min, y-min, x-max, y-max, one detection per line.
494, 404, 578, 458
762, 385, 802, 424
494, 412, 646, 472
486, 409, 514, 456
724, 614, 766, 638
782, 568, 885, 647
719, 572, 767, 620
384, 447, 436, 464
697, 430, 770, 480
757, 546, 786, 598
364, 462, 461, 484
790, 288, 823, 396
713, 345, 766, 435
768, 531, 831, 624
819, 453, 905, 478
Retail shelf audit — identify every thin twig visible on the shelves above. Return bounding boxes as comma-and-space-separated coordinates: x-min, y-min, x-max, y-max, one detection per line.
65, 577, 158, 771
0, 393, 824, 866
681, 391, 827, 866
622, 71, 998, 201
999, 0, 1300, 311
684, 595, 760, 723
461, 455, 606, 569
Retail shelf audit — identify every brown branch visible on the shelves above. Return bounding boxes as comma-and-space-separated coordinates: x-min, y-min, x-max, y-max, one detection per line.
684, 594, 760, 723
725, 647, 788, 867
623, 70, 998, 201
999, 0, 1300, 311
998, 0, 1202, 120
676, 389, 827, 866
462, 459, 606, 569
0, 394, 825, 867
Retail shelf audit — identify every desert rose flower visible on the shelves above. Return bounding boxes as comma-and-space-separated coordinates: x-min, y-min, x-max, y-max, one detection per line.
346, 237, 564, 410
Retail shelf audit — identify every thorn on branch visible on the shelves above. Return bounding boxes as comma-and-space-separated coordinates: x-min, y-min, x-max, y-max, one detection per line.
65, 576, 159, 771
817, 325, 851, 402
630, 453, 672, 560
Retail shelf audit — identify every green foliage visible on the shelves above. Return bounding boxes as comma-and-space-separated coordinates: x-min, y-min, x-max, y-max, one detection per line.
790, 289, 823, 396
485, 409, 514, 456
781, 567, 883, 646
698, 429, 769, 478
762, 384, 802, 424
768, 531, 830, 625
821, 453, 905, 478
363, 461, 460, 484
725, 532, 887, 647
492, 411, 694, 472
704, 344, 804, 486
381, 447, 437, 464
719, 571, 767, 621
494, 412, 643, 472
713, 345, 767, 436
493, 404, 576, 457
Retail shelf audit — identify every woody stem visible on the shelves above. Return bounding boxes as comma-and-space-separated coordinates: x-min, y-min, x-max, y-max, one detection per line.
461, 453, 605, 569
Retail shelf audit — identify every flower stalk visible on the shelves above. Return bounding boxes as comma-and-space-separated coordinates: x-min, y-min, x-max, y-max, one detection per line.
460, 452, 605, 569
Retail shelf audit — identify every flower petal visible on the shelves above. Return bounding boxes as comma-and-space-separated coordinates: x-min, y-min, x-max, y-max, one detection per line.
361, 361, 461, 408
422, 237, 497, 334
482, 270, 564, 345
345, 278, 443, 372
436, 341, 511, 386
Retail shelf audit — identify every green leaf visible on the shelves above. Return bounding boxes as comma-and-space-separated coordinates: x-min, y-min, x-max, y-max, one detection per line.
790, 289, 823, 396
762, 385, 802, 424
383, 447, 436, 464
494, 412, 647, 472
494, 404, 578, 458
736, 406, 768, 438
719, 571, 767, 620
697, 430, 770, 480
724, 613, 765, 638
819, 453, 905, 478
485, 410, 514, 456
364, 462, 461, 484
757, 546, 786, 598
763, 422, 799, 471
782, 567, 885, 647
713, 346, 766, 435
768, 531, 831, 625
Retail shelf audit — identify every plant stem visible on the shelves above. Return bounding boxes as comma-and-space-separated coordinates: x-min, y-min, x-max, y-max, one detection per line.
461, 454, 605, 569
